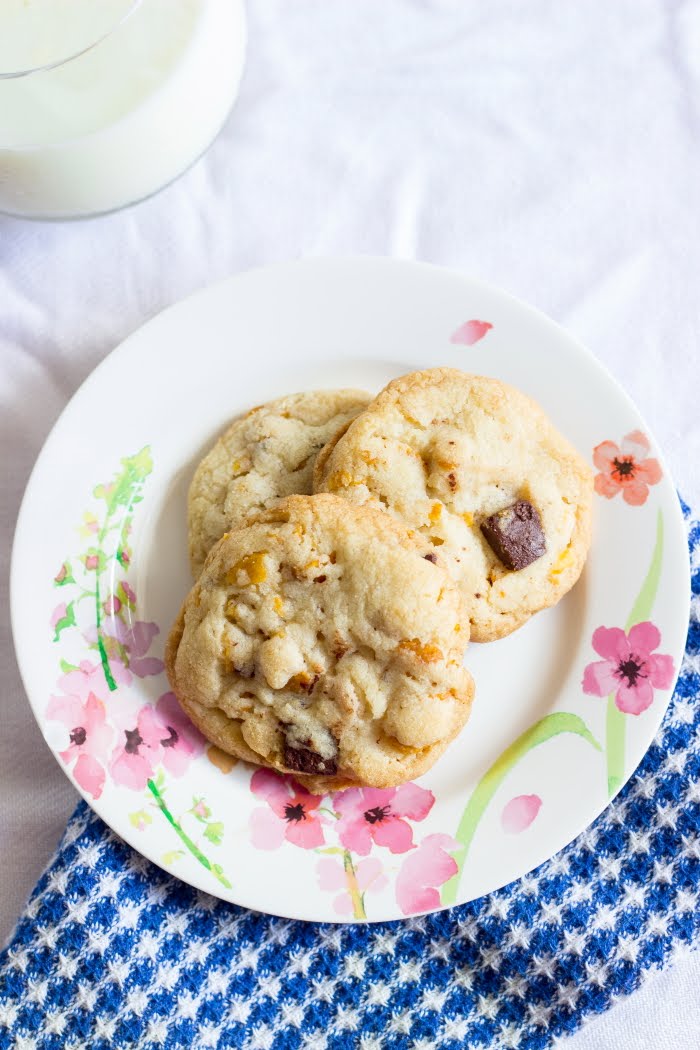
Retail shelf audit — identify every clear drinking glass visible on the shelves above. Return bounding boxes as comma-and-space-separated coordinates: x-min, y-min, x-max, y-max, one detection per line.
0, 0, 246, 219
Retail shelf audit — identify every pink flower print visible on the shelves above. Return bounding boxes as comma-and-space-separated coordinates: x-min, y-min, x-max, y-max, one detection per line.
334, 783, 434, 856
85, 554, 100, 571
110, 705, 166, 789
153, 692, 204, 777
103, 595, 122, 616
582, 622, 675, 715
84, 619, 164, 678
54, 562, 70, 584
45, 692, 113, 799
50, 603, 68, 631
592, 430, 662, 506
249, 769, 326, 850
501, 794, 542, 833
58, 658, 130, 700
121, 581, 136, 605
450, 320, 493, 346
317, 857, 388, 916
396, 834, 458, 915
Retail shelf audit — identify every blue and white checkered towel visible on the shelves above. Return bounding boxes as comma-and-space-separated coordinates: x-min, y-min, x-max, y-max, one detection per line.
1, 506, 698, 1050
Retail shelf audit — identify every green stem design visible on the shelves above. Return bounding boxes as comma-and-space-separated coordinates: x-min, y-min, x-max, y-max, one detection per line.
147, 779, 232, 889
343, 849, 366, 919
442, 713, 601, 905
93, 450, 151, 692
94, 568, 117, 692
605, 509, 664, 797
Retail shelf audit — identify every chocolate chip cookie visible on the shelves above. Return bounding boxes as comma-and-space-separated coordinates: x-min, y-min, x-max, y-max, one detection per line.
166, 494, 474, 791
314, 368, 593, 641
188, 389, 371, 577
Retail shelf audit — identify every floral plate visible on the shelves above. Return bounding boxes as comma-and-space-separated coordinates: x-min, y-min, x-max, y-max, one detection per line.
11, 258, 690, 922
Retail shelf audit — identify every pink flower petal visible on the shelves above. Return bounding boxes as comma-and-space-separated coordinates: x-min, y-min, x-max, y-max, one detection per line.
358, 788, 395, 811
391, 782, 435, 821
621, 430, 650, 459
591, 626, 629, 662
635, 458, 662, 486
46, 694, 84, 728
333, 893, 354, 916
592, 441, 620, 472
109, 748, 154, 790
355, 857, 386, 892
615, 677, 654, 715
250, 768, 292, 810
50, 603, 67, 630
137, 706, 167, 750
372, 817, 415, 854
73, 753, 106, 798
316, 858, 347, 891
129, 656, 165, 678
594, 473, 622, 499
450, 320, 493, 346
582, 659, 619, 697
249, 806, 286, 850
286, 816, 325, 850
395, 834, 458, 916
124, 621, 160, 658
622, 479, 649, 506
647, 652, 675, 690
627, 621, 660, 657
337, 816, 373, 856
501, 794, 542, 833
72, 755, 105, 793
333, 788, 367, 822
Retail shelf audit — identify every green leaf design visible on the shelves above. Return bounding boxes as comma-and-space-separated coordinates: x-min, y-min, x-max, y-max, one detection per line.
605, 509, 664, 796
129, 809, 153, 829
211, 864, 232, 889
95, 446, 153, 517
146, 779, 232, 890
204, 821, 224, 846
116, 546, 131, 569
163, 849, 186, 866
52, 601, 76, 643
442, 712, 601, 905
82, 547, 106, 573
59, 658, 78, 673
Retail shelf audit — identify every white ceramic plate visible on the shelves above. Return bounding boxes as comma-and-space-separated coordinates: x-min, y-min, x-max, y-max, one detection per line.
11, 258, 689, 922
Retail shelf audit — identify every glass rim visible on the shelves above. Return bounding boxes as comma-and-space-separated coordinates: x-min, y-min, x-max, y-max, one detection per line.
0, 0, 142, 80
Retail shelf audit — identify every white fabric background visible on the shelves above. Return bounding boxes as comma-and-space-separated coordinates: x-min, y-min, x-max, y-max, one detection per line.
1, 1, 699, 1045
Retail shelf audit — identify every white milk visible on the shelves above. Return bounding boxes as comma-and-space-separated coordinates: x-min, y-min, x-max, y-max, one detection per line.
0, 0, 246, 218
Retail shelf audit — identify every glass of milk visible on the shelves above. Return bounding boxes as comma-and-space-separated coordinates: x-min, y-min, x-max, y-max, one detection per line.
0, 0, 246, 219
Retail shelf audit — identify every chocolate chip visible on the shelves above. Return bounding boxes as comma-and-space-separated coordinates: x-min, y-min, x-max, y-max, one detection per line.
481, 499, 546, 571
283, 740, 337, 776
447, 472, 457, 491
313, 574, 327, 583
424, 553, 438, 564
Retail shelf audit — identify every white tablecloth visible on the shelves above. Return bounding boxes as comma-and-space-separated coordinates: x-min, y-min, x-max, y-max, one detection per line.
2, 1, 699, 1045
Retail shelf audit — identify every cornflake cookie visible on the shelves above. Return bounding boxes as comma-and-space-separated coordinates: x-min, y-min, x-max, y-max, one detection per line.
315, 368, 593, 641
166, 494, 474, 792
188, 389, 371, 577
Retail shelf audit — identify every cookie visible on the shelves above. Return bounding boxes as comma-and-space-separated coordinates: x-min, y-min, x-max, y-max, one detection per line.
314, 368, 593, 641
188, 389, 371, 577
166, 494, 474, 792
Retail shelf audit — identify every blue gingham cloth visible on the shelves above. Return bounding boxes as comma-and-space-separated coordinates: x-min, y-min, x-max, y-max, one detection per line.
1, 507, 698, 1050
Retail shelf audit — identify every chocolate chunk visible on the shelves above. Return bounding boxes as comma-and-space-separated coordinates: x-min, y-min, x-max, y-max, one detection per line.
424, 552, 438, 564
283, 740, 337, 776
481, 499, 546, 570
